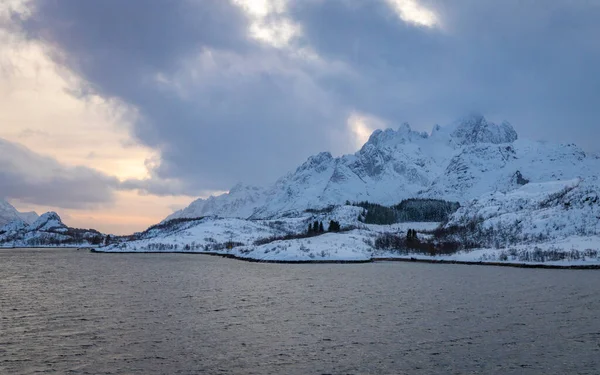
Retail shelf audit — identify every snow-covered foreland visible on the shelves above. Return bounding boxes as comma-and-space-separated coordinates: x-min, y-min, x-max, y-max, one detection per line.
99, 116, 600, 267
0, 211, 107, 248
100, 206, 440, 262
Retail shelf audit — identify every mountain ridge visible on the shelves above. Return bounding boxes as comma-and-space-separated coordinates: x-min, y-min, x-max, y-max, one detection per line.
168, 114, 599, 221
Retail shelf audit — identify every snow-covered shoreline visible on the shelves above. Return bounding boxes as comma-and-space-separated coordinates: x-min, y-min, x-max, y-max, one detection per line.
90, 247, 600, 269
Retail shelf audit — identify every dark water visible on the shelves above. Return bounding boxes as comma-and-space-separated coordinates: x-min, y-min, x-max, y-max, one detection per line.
1, 249, 599, 374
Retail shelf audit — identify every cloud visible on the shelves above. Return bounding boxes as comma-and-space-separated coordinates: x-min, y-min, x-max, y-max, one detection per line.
13, 0, 600, 198
347, 111, 387, 149
0, 138, 119, 208
291, 0, 600, 143
384, 0, 440, 28
17, 0, 354, 193
232, 0, 302, 48
0, 18, 154, 182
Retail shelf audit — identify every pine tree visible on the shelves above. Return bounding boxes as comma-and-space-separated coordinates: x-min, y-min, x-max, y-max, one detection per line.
319, 221, 324, 233
329, 220, 341, 232
406, 229, 418, 242
313, 221, 319, 233
308, 224, 313, 234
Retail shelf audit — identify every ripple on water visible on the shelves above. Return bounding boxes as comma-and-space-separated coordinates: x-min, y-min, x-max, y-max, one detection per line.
1, 249, 600, 374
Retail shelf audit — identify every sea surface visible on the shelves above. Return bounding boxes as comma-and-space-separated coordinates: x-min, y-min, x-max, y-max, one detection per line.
1, 248, 599, 374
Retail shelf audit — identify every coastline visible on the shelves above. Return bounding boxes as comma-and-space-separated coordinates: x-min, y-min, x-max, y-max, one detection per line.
5, 247, 598, 268
372, 257, 600, 270
90, 248, 373, 264
0, 246, 90, 249
90, 248, 600, 269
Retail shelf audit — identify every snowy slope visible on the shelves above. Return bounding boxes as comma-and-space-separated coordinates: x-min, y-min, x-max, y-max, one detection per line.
0, 200, 23, 227
107, 217, 289, 252
441, 179, 600, 247
110, 205, 369, 253
102, 215, 376, 261
169, 114, 600, 220
234, 231, 373, 261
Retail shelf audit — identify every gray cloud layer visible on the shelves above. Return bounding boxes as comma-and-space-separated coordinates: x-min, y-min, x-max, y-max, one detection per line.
0, 138, 119, 208
18, 0, 600, 196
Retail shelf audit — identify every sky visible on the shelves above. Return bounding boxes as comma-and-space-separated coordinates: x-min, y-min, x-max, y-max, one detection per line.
1, 0, 599, 235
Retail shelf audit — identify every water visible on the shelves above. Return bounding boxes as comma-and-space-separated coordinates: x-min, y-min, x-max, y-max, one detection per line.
1, 248, 599, 374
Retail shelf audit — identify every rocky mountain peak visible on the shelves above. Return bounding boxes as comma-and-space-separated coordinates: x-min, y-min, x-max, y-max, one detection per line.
296, 152, 334, 173
31, 212, 65, 231
362, 123, 428, 152
450, 113, 518, 145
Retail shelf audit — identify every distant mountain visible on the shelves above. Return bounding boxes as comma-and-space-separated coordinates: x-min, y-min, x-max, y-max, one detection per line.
0, 199, 39, 227
168, 114, 600, 221
0, 211, 106, 248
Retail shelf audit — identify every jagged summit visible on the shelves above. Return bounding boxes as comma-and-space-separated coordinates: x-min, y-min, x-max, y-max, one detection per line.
363, 123, 428, 150
447, 113, 518, 145
361, 113, 517, 150
167, 114, 596, 221
296, 152, 334, 174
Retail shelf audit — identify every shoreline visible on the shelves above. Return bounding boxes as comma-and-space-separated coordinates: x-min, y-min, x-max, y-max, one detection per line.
90, 249, 373, 264
90, 248, 600, 269
372, 257, 600, 270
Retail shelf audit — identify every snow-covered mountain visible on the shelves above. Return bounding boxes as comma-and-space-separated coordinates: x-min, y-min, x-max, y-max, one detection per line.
0, 199, 39, 227
103, 113, 600, 266
0, 211, 105, 248
169, 114, 600, 221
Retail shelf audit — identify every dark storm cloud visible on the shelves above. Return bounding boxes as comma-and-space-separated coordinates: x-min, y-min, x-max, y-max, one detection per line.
291, 0, 600, 139
22, 0, 349, 194
0, 138, 119, 209
18, 0, 600, 195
